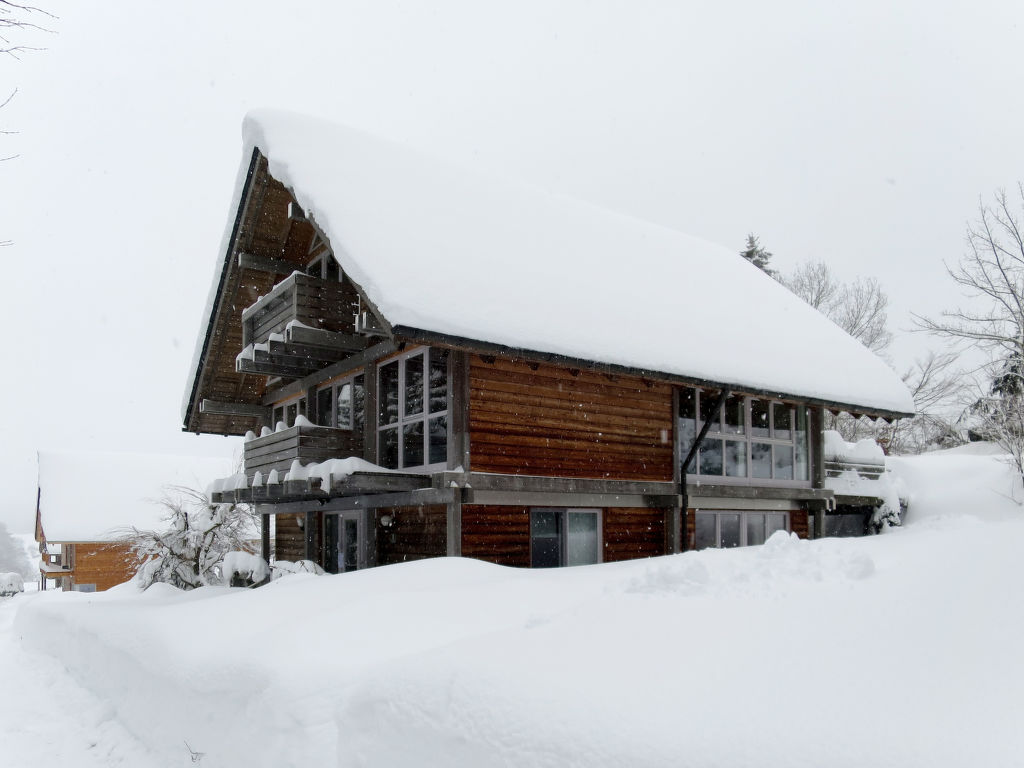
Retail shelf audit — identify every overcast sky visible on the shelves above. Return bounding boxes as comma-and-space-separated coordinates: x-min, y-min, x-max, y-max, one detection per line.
2, 0, 1023, 531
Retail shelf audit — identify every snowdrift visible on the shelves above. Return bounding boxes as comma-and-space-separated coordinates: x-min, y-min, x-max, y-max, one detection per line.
12, 451, 1024, 767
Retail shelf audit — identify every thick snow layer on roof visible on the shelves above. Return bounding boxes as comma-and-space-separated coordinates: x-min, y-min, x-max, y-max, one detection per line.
186, 110, 914, 418
37, 452, 233, 542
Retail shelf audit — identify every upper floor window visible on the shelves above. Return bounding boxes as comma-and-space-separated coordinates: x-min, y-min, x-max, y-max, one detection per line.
305, 251, 342, 282
272, 396, 307, 429
316, 374, 366, 432
377, 348, 449, 470
679, 388, 810, 483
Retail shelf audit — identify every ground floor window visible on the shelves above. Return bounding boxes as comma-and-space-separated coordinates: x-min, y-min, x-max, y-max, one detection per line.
694, 510, 789, 549
530, 508, 601, 568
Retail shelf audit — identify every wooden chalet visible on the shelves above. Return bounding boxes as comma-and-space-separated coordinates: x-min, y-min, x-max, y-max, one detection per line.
183, 110, 915, 573
34, 452, 231, 591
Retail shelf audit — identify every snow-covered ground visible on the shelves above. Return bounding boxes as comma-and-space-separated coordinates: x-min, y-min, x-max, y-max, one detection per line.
2, 450, 1023, 767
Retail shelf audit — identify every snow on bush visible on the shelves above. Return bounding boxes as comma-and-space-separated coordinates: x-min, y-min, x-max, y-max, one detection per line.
123, 485, 259, 590
0, 572, 24, 597
271, 560, 325, 579
222, 551, 270, 587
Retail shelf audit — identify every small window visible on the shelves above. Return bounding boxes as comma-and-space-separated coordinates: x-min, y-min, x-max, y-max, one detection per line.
74, 583, 97, 593
530, 508, 601, 568
694, 510, 790, 549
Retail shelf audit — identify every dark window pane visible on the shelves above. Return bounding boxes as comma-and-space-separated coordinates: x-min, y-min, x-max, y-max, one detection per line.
531, 510, 561, 568
719, 513, 741, 548
285, 403, 297, 428
725, 440, 747, 477
428, 415, 447, 465
724, 394, 745, 434
698, 439, 723, 475
746, 512, 766, 546
794, 407, 809, 480
379, 362, 399, 426
273, 407, 284, 428
679, 388, 697, 473
379, 427, 399, 469
699, 390, 721, 432
429, 349, 448, 414
343, 519, 358, 572
405, 355, 424, 416
752, 442, 772, 478
298, 397, 307, 419
773, 403, 792, 439
353, 375, 366, 434
695, 513, 716, 550
774, 444, 794, 480
324, 255, 341, 283
751, 399, 770, 438
316, 388, 333, 427
403, 421, 424, 467
336, 383, 353, 430
566, 512, 599, 566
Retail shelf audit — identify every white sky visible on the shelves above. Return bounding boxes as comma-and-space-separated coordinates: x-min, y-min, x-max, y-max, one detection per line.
2, 0, 1023, 531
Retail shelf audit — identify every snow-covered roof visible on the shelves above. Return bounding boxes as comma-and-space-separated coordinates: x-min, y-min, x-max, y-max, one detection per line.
187, 109, 914, 417
36, 452, 233, 542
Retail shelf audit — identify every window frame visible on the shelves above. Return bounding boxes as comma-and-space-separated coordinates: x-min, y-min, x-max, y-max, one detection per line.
529, 507, 603, 568
693, 509, 790, 550
271, 394, 307, 430
376, 347, 450, 471
314, 372, 366, 432
680, 387, 812, 487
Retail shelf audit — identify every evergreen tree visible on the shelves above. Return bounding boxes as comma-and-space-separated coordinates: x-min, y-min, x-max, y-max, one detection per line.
740, 233, 776, 276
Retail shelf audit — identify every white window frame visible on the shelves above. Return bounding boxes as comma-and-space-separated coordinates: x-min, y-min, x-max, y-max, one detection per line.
376, 347, 449, 471
680, 388, 812, 487
694, 509, 790, 549
529, 508, 603, 568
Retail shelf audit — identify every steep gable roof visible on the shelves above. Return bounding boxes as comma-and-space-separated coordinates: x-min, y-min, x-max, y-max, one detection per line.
185, 109, 914, 426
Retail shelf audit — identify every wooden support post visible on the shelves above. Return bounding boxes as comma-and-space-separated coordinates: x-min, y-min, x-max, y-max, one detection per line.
261, 512, 271, 564
304, 510, 316, 562
363, 362, 378, 463
446, 491, 462, 557
449, 350, 471, 471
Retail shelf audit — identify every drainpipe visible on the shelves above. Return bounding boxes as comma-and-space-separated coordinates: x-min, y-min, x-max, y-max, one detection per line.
678, 388, 729, 551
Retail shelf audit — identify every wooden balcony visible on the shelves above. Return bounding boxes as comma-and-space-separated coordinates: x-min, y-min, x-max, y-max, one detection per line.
237, 272, 365, 378
244, 423, 362, 478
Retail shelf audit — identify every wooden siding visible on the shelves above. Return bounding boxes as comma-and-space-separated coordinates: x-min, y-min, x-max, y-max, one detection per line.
469, 357, 674, 480
68, 542, 135, 591
461, 505, 530, 567
244, 424, 361, 477
375, 505, 447, 566
603, 507, 668, 562
275, 513, 306, 562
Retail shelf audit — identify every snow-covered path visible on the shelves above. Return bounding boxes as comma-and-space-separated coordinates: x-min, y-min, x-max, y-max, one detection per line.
0, 593, 156, 768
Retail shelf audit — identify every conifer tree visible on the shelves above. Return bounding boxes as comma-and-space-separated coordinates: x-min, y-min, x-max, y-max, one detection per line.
739, 233, 776, 276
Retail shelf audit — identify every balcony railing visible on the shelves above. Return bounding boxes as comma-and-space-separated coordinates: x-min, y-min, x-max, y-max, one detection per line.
822, 455, 889, 501
244, 423, 363, 478
237, 272, 366, 377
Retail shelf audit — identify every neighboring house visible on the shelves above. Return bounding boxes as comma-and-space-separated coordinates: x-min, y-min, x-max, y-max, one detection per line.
183, 110, 914, 573
35, 452, 232, 591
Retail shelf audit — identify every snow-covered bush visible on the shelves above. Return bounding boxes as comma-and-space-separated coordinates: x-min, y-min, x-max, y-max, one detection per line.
123, 485, 260, 590
271, 560, 326, 579
222, 551, 270, 587
0, 522, 32, 578
0, 572, 24, 597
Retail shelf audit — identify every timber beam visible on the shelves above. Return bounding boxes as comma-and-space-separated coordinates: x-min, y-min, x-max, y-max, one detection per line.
284, 324, 364, 352
238, 251, 302, 276
200, 399, 272, 419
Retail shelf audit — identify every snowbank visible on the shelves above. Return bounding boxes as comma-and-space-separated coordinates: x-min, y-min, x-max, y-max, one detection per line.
0, 573, 24, 596
13, 459, 1024, 766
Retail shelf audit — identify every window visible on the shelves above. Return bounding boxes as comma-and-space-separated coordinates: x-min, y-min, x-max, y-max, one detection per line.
679, 388, 810, 484
305, 252, 342, 282
377, 348, 449, 470
73, 583, 97, 593
272, 396, 307, 429
315, 374, 366, 431
694, 510, 789, 549
530, 508, 601, 567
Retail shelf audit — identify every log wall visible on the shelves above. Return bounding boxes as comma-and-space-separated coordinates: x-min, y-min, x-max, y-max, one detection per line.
375, 505, 447, 566
275, 513, 306, 562
461, 505, 530, 567
468, 357, 674, 480
603, 507, 669, 562
68, 542, 135, 591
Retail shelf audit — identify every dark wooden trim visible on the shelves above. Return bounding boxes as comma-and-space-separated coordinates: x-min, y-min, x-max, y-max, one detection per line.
238, 251, 301, 276
392, 325, 914, 420
200, 399, 272, 419
262, 340, 397, 405
439, 471, 677, 497
449, 350, 471, 471
463, 489, 679, 508
686, 483, 834, 502
261, 512, 270, 563
284, 325, 363, 352
446, 494, 462, 556
304, 510, 316, 560
811, 407, 826, 490
183, 147, 261, 431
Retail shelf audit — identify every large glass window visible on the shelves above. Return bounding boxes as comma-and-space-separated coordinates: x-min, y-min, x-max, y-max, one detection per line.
680, 387, 811, 484
694, 510, 789, 549
530, 508, 601, 568
377, 348, 449, 470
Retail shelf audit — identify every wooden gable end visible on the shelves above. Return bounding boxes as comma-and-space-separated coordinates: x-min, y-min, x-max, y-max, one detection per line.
186, 152, 372, 436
